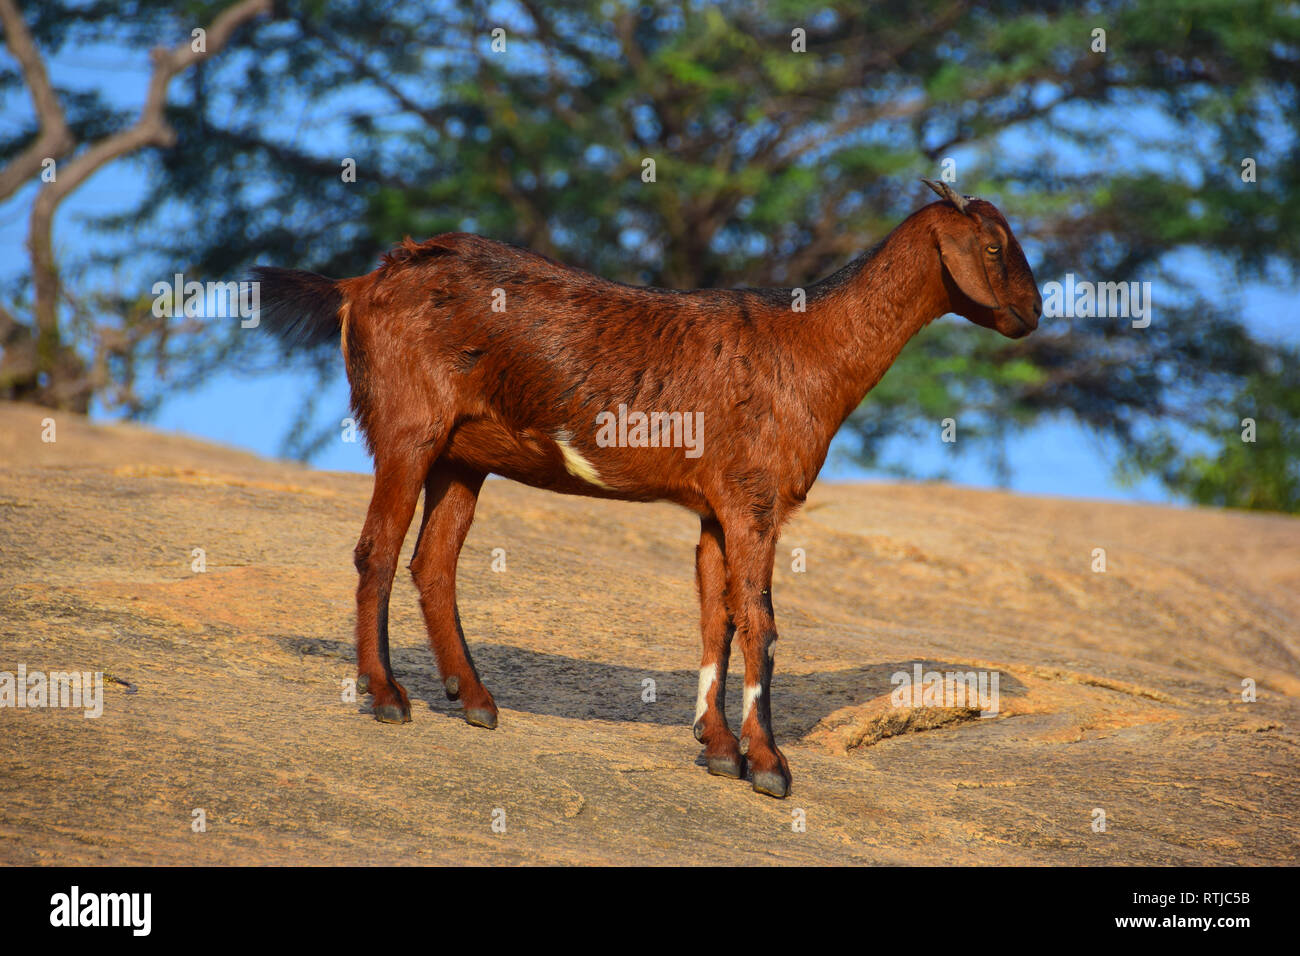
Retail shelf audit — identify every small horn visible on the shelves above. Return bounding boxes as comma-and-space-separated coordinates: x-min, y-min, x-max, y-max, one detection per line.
921, 178, 970, 214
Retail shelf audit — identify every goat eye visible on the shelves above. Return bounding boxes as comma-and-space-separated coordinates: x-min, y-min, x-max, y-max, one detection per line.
986, 244, 1001, 254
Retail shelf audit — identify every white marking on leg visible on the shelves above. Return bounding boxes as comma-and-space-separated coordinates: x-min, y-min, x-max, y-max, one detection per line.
555, 437, 612, 489
742, 683, 762, 725
693, 663, 717, 726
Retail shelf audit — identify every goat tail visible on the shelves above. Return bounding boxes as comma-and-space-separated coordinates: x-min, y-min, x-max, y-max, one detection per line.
249, 266, 346, 352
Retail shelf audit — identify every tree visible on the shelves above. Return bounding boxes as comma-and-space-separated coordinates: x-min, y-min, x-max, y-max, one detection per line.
0, 0, 272, 412
2, 0, 1297, 510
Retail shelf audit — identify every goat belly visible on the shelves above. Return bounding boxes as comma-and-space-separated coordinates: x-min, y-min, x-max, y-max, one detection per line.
441, 420, 609, 496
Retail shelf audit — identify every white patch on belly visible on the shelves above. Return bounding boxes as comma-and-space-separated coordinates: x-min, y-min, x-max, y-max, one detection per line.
693, 663, 717, 726
742, 683, 762, 724
555, 437, 612, 489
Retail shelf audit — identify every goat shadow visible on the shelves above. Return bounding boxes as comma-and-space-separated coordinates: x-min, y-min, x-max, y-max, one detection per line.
280, 636, 1024, 740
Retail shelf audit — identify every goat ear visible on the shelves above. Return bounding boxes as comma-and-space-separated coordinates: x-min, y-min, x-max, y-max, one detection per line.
937, 231, 1000, 309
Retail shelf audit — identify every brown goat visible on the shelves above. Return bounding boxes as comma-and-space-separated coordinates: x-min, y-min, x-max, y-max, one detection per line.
253, 179, 1040, 798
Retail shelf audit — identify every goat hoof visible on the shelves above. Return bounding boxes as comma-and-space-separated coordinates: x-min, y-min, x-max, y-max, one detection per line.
356, 674, 370, 695
465, 707, 497, 730
706, 754, 743, 779
444, 675, 460, 700
751, 770, 790, 799
374, 702, 411, 724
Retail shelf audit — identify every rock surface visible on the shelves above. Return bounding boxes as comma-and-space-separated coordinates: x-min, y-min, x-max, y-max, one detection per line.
0, 401, 1296, 864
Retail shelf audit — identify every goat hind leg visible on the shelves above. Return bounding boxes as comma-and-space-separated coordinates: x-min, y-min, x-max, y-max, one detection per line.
409, 462, 498, 729
355, 447, 437, 723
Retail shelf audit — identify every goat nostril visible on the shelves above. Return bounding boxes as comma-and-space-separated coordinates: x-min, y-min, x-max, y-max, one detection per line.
1033, 298, 1043, 320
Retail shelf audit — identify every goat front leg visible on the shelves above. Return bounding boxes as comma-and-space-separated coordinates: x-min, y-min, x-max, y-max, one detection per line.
692, 517, 741, 778
720, 516, 790, 798
354, 446, 436, 723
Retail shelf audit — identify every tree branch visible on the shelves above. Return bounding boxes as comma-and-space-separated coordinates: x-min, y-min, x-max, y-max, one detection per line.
23, 0, 272, 409
0, 0, 75, 201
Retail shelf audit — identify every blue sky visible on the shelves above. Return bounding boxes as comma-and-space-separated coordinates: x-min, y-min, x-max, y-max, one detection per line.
3, 30, 1296, 506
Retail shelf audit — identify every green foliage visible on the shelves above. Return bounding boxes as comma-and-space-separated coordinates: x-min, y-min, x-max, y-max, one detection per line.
4, 0, 1298, 511
1120, 350, 1300, 511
